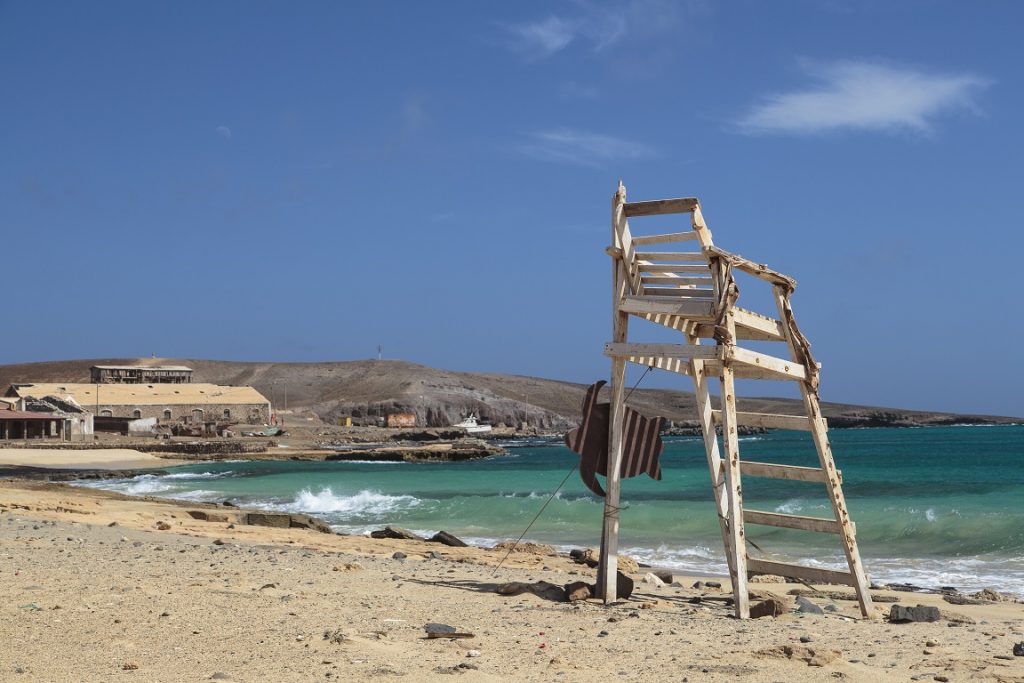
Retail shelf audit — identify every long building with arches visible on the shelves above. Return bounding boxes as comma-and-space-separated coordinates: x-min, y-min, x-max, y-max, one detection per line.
5, 382, 272, 425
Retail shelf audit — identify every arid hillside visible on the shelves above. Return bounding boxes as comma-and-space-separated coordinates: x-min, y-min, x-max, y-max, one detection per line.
1, 357, 1018, 430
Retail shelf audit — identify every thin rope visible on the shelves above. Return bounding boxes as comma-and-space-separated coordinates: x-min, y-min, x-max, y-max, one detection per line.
493, 366, 655, 575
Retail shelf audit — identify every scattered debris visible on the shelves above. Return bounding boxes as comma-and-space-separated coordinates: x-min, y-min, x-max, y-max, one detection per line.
889, 604, 941, 623
749, 596, 788, 619
795, 596, 825, 614
756, 644, 841, 667
333, 562, 363, 572
495, 581, 566, 602
424, 623, 474, 639
323, 629, 348, 644
491, 540, 556, 556
368, 526, 423, 541
564, 581, 593, 602
429, 531, 468, 547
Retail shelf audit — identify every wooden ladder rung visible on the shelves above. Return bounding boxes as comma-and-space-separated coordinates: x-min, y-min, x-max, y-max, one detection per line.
743, 510, 845, 534
640, 288, 715, 299
740, 461, 841, 484
711, 410, 813, 432
636, 264, 711, 274
635, 252, 706, 262
728, 347, 806, 381
641, 276, 713, 286
623, 198, 698, 217
746, 558, 854, 587
604, 342, 720, 360
632, 231, 700, 245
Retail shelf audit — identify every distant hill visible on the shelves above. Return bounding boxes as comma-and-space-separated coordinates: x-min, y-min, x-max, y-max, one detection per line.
0, 357, 1018, 430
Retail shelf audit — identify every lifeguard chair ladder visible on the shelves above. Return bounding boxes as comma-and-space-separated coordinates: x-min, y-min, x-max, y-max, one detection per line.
598, 182, 873, 619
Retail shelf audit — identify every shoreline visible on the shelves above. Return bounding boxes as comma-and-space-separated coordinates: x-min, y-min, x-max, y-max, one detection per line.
1, 478, 1023, 681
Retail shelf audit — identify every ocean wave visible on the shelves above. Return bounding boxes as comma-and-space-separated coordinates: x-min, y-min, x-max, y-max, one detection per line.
162, 471, 229, 480
271, 488, 422, 517
499, 491, 597, 504
325, 460, 406, 465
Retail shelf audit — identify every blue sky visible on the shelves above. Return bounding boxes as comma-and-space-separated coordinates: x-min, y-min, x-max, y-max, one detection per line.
2, 1, 1022, 416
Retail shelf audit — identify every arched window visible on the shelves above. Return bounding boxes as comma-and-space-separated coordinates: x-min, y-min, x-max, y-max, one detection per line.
191, 408, 204, 423
132, 409, 142, 419
99, 409, 112, 417
163, 409, 172, 420
222, 409, 231, 420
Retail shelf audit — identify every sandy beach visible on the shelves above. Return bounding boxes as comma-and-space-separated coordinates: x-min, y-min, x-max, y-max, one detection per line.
0, 480, 1022, 682
0, 448, 183, 470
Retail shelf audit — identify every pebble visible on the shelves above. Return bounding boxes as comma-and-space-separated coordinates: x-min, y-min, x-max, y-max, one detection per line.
598, 630, 609, 637
210, 673, 232, 680
799, 635, 813, 643
466, 650, 481, 658
926, 640, 939, 648
213, 539, 225, 546
392, 552, 407, 560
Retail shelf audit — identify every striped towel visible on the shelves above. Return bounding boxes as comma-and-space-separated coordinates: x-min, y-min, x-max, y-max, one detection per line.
564, 380, 664, 497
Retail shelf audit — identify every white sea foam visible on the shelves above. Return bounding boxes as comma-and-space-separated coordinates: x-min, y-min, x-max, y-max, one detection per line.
162, 471, 227, 480
275, 488, 422, 517
326, 460, 405, 465
924, 507, 938, 522
775, 498, 804, 514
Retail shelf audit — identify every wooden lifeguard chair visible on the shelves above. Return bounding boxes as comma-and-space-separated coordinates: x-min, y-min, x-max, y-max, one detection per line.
598, 182, 873, 619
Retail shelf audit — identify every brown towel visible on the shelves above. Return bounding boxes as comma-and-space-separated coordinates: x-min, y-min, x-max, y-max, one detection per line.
564, 381, 664, 497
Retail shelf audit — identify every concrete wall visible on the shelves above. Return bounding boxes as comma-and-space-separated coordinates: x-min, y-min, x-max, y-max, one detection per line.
93, 402, 272, 424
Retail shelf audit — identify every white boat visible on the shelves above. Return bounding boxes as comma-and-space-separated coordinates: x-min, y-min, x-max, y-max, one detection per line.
453, 413, 492, 434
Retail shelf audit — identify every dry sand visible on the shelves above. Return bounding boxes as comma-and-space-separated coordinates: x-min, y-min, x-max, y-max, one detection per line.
1, 480, 1022, 682
0, 447, 183, 470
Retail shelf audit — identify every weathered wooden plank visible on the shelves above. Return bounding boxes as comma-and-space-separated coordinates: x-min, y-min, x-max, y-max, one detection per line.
637, 264, 711, 274
635, 252, 706, 262
733, 308, 786, 341
771, 284, 873, 617
718, 309, 749, 619
706, 245, 796, 288
728, 347, 807, 381
711, 410, 813, 432
632, 231, 700, 245
604, 342, 721, 360
746, 558, 855, 587
743, 509, 843, 534
690, 355, 736, 589
639, 288, 716, 299
619, 297, 716, 318
739, 461, 837, 484
641, 276, 714, 286
623, 198, 699, 217
692, 323, 781, 342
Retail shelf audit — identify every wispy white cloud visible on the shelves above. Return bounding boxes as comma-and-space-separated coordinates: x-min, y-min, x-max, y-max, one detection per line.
215, 125, 232, 140
504, 0, 678, 61
737, 60, 990, 135
508, 16, 577, 60
518, 128, 657, 167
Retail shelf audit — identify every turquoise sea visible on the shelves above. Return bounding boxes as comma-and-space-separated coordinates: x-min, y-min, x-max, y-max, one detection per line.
80, 425, 1024, 595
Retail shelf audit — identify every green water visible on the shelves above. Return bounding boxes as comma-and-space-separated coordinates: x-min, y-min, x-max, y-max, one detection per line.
81, 425, 1024, 594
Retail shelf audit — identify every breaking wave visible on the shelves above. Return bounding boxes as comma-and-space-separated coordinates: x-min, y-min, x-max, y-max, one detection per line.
277, 488, 422, 517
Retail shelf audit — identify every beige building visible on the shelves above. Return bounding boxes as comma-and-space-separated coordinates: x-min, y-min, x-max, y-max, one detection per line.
7, 383, 271, 425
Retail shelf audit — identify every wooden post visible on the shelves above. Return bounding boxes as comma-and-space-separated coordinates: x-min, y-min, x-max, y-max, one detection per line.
718, 310, 749, 618
688, 354, 736, 583
772, 286, 875, 618
599, 182, 630, 603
